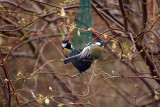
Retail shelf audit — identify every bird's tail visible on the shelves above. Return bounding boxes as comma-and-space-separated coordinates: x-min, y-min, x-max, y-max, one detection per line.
64, 54, 81, 64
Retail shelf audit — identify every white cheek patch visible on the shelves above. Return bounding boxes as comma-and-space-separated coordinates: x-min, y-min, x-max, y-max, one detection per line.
95, 42, 101, 46
62, 43, 67, 48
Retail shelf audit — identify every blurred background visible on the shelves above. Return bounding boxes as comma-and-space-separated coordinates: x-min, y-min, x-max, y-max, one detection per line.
0, 0, 160, 107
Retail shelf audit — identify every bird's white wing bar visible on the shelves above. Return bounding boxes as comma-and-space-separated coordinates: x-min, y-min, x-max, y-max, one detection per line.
80, 46, 91, 59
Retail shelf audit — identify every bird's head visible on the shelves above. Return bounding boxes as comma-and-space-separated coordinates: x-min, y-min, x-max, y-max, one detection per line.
62, 39, 72, 49
95, 41, 104, 47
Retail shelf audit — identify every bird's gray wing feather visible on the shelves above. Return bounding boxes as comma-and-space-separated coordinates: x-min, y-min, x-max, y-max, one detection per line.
64, 54, 81, 64
80, 46, 91, 59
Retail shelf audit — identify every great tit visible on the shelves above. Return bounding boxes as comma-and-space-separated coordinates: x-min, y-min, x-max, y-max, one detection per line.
62, 39, 73, 58
64, 41, 104, 64
71, 48, 93, 73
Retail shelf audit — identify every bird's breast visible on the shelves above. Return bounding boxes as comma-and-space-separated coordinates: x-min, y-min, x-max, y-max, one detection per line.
90, 45, 103, 59
64, 48, 71, 58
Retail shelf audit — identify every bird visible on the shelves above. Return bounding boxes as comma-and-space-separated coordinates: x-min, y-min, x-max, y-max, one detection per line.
71, 48, 93, 73
62, 39, 92, 73
64, 41, 104, 64
62, 39, 73, 58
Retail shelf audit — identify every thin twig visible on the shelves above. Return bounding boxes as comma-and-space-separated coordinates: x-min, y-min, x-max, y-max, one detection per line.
118, 0, 128, 32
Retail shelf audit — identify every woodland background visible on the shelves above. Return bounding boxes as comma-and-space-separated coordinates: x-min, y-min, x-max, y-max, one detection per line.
0, 0, 160, 107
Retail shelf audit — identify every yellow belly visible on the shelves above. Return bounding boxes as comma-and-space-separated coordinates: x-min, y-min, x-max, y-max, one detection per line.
90, 44, 103, 59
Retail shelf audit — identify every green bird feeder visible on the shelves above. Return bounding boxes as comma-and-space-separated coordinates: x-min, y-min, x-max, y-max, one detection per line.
71, 0, 93, 73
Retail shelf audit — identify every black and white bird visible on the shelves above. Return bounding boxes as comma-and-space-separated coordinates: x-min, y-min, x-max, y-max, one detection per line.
62, 39, 73, 58
64, 41, 104, 64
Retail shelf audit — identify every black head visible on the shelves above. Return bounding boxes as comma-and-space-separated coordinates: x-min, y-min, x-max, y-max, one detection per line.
62, 39, 69, 44
62, 39, 72, 49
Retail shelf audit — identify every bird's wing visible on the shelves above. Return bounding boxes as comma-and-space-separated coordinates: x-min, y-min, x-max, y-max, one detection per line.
80, 46, 91, 59
64, 54, 81, 64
